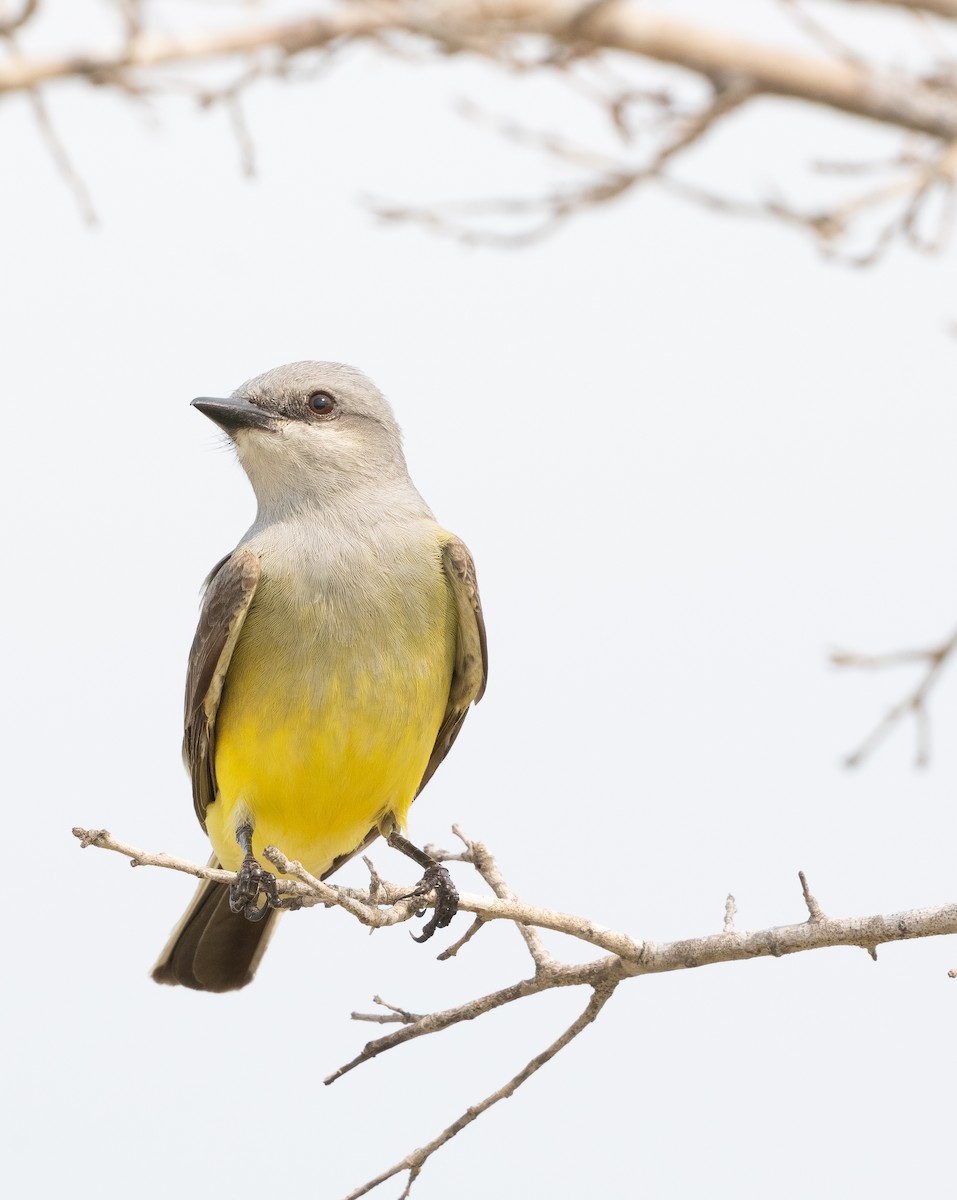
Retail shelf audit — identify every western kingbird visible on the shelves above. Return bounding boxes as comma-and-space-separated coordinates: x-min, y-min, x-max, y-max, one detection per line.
152, 361, 487, 992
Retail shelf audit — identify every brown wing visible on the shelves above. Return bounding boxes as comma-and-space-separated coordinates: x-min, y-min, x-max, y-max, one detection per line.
183, 548, 261, 829
416, 536, 488, 796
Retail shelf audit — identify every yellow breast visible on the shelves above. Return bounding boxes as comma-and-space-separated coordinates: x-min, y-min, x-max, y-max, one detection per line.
207, 538, 457, 878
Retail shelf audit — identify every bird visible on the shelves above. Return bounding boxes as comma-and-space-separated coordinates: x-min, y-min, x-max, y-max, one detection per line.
151, 361, 487, 992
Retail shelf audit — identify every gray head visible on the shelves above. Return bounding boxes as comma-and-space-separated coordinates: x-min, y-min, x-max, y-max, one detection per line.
192, 361, 410, 515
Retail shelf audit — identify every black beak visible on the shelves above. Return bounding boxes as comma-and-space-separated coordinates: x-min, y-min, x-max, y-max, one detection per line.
191, 395, 280, 433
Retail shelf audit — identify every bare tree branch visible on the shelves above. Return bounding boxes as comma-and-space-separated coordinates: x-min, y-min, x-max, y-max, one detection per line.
832, 623, 957, 766
343, 983, 616, 1200
372, 77, 752, 244
7, 3, 957, 252
0, 2, 956, 137
23, 86, 97, 224
430, 825, 556, 968
839, 0, 957, 18
0, 0, 38, 40
73, 822, 957, 1196
73, 825, 957, 975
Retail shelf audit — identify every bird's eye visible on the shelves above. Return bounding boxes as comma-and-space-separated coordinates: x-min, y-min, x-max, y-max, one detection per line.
308, 390, 337, 417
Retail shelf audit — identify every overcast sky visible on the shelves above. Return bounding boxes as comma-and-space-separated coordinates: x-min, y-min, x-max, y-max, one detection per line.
5, 4, 957, 1198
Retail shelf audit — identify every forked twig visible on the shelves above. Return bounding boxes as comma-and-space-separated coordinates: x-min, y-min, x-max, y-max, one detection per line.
832, 623, 957, 766
342, 983, 617, 1200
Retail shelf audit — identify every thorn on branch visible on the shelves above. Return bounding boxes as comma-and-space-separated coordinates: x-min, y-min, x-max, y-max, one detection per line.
798, 871, 826, 923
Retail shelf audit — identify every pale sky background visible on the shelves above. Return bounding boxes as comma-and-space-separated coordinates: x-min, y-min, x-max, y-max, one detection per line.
4, 3, 957, 1198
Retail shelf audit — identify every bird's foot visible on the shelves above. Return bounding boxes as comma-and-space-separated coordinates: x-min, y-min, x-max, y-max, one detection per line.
229, 853, 282, 922
399, 864, 459, 943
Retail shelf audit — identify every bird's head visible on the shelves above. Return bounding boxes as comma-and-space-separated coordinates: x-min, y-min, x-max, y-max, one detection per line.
192, 361, 409, 516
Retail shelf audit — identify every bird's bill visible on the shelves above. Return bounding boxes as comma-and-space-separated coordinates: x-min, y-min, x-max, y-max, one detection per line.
191, 395, 280, 433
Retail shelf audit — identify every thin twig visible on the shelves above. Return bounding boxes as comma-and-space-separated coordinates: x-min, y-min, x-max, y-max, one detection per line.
372, 77, 752, 245
832, 623, 957, 767
350, 995, 423, 1025
779, 0, 869, 69
342, 983, 617, 1200
0, 0, 37, 39
25, 88, 98, 225
448, 825, 555, 970
6, 2, 957, 258
436, 915, 486, 960
325, 958, 619, 1085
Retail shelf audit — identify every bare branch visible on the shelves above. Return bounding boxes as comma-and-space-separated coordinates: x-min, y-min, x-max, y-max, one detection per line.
325, 960, 615, 1085
24, 87, 98, 225
75, 826, 957, 975
839, 1, 957, 18
0, 0, 38, 39
435, 914, 486, 960
832, 623, 957, 766
350, 995, 424, 1025
1, 2, 956, 140
112, 0, 144, 40
75, 822, 957, 1195
444, 824, 556, 969
343, 983, 616, 1200
780, 0, 870, 69
372, 77, 752, 244
6, 3, 957, 254
73, 826, 238, 883
73, 826, 648, 959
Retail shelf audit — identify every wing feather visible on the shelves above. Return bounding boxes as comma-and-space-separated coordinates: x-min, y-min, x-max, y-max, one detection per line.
416, 536, 488, 795
182, 549, 260, 829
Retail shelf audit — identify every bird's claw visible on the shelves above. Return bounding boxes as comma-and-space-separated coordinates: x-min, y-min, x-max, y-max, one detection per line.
229, 855, 282, 922
399, 864, 459, 943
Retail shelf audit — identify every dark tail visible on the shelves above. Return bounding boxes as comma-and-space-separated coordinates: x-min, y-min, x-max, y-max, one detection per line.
151, 865, 280, 992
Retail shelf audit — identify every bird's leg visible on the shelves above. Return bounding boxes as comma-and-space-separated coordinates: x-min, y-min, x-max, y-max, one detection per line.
229, 821, 283, 922
388, 830, 459, 943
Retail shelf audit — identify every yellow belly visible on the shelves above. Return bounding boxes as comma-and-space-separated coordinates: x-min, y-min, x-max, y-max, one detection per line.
207, 572, 456, 878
